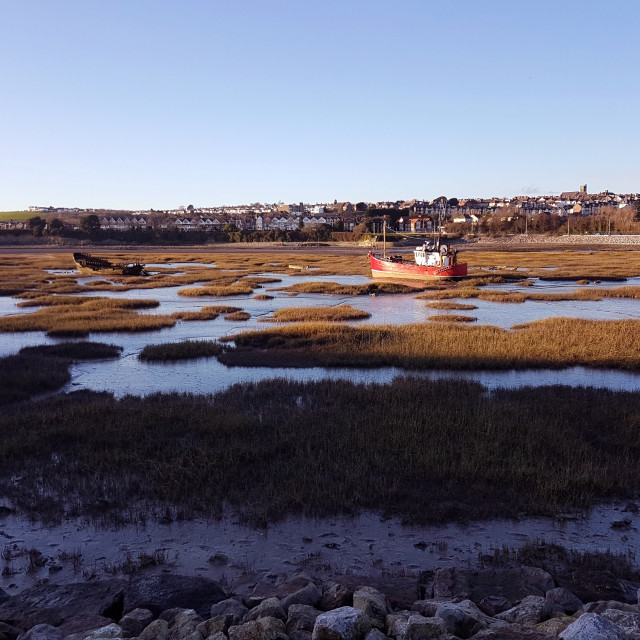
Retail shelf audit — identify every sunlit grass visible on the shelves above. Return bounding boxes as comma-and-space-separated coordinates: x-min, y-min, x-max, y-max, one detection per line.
220, 317, 640, 371
0, 298, 173, 337
259, 305, 371, 323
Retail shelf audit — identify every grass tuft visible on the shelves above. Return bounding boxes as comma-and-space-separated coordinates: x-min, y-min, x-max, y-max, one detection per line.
139, 340, 224, 362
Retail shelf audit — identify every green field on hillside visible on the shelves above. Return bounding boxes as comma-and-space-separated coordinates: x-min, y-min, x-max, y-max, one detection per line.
0, 211, 34, 221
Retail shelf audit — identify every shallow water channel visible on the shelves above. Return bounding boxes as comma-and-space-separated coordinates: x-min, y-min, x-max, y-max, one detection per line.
2, 266, 640, 591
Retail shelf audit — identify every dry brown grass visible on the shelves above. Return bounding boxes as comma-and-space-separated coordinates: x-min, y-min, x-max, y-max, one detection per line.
425, 301, 478, 310
419, 286, 640, 304
428, 314, 477, 323
254, 294, 274, 300
0, 298, 173, 337
224, 311, 251, 321
259, 305, 371, 323
221, 317, 640, 371
171, 305, 241, 322
467, 249, 640, 279
178, 283, 255, 297
274, 281, 419, 295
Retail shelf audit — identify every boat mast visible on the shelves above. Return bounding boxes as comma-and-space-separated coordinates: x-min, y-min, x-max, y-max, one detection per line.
383, 218, 386, 258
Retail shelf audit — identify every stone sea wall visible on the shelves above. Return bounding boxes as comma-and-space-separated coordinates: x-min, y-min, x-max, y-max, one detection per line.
3, 565, 640, 640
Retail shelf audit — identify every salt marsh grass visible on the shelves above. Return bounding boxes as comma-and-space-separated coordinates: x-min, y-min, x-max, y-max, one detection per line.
0, 298, 173, 336
425, 302, 478, 310
139, 340, 224, 362
428, 314, 477, 322
260, 305, 371, 323
221, 317, 640, 371
3, 379, 640, 524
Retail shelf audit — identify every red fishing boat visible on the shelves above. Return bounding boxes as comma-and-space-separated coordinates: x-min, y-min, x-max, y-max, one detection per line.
369, 223, 467, 280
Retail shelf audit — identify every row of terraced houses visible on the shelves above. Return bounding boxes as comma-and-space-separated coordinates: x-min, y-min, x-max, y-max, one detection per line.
20, 187, 640, 233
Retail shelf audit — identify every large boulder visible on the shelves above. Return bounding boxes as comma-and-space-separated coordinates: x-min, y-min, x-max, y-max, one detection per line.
281, 584, 322, 612
319, 585, 352, 612
432, 567, 553, 605
256, 616, 288, 640
556, 570, 640, 605
559, 612, 627, 639
581, 600, 639, 615
387, 612, 446, 639
287, 604, 322, 637
496, 595, 555, 625
0, 581, 125, 633
352, 588, 390, 630
118, 609, 154, 637
409, 601, 440, 618
545, 588, 583, 615
472, 627, 557, 639
601, 609, 640, 635
208, 598, 248, 631
139, 618, 168, 640
166, 609, 202, 640
243, 598, 286, 623
228, 621, 260, 640
16, 625, 63, 640
435, 600, 504, 639
312, 607, 372, 640
124, 575, 226, 618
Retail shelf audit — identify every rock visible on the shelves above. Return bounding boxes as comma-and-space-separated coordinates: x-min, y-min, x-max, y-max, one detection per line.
139, 619, 168, 640
352, 588, 389, 630
435, 600, 501, 639
118, 610, 154, 638
363, 631, 387, 640
535, 617, 574, 635
82, 624, 123, 640
601, 609, 640, 634
157, 610, 184, 626
256, 616, 288, 640
472, 626, 557, 639
281, 584, 322, 612
243, 598, 286, 623
204, 634, 226, 640
559, 612, 627, 639
196, 618, 227, 638
228, 621, 260, 640
386, 612, 410, 638
432, 567, 553, 604
16, 625, 63, 640
209, 599, 248, 626
287, 605, 321, 636
496, 595, 555, 625
166, 610, 202, 640
477, 596, 510, 617
409, 600, 441, 617
125, 575, 226, 619
319, 585, 352, 612
0, 622, 21, 640
387, 612, 446, 639
312, 607, 372, 640
0, 581, 125, 633
59, 615, 115, 639
581, 600, 639, 614
545, 588, 583, 615
556, 570, 640, 604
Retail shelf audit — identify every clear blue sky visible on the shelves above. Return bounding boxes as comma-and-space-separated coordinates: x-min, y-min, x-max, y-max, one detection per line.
1, 0, 638, 210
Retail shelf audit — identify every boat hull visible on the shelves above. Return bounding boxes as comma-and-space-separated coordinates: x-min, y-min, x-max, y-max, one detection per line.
369, 252, 467, 279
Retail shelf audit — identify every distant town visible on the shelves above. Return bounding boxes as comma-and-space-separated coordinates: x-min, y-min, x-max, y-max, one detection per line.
3, 185, 640, 237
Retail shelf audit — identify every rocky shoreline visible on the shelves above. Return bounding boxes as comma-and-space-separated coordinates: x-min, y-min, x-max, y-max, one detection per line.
3, 562, 640, 640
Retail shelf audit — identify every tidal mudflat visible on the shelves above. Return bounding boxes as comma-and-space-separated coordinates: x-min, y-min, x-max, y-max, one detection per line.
2, 247, 640, 593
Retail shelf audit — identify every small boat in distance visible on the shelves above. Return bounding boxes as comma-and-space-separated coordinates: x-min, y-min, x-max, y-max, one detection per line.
369, 223, 467, 280
73, 252, 146, 276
